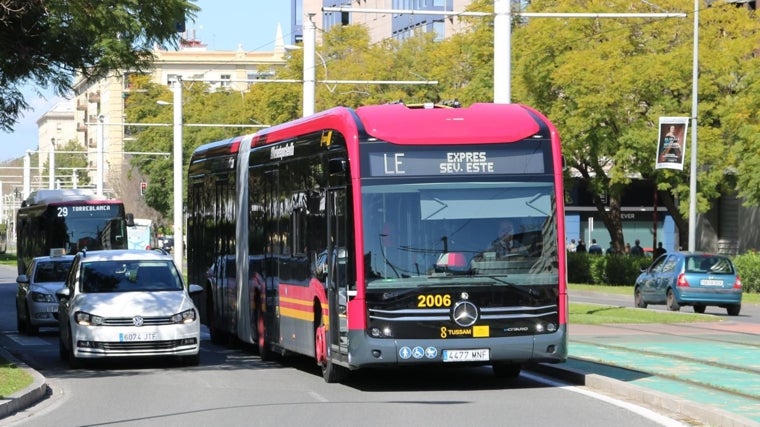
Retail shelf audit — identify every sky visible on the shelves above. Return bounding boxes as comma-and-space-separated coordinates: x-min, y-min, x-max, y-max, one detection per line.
0, 0, 291, 162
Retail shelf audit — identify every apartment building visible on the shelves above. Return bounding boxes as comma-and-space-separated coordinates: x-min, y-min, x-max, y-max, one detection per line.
40, 29, 288, 196
292, 0, 475, 44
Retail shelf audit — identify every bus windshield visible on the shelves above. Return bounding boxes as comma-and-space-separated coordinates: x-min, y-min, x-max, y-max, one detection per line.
362, 180, 558, 288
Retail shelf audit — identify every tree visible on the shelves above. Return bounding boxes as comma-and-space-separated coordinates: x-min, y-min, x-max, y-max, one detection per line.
510, 0, 760, 251
41, 140, 90, 188
0, 0, 199, 132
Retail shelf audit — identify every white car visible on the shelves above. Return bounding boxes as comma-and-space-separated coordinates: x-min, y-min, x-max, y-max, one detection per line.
16, 252, 75, 335
57, 249, 203, 368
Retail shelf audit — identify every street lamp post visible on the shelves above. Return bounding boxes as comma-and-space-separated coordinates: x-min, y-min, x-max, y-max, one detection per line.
49, 138, 55, 189
97, 115, 105, 196
302, 13, 316, 117
172, 78, 184, 272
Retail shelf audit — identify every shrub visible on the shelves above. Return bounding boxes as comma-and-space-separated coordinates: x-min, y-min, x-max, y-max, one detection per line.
732, 251, 760, 294
568, 252, 651, 285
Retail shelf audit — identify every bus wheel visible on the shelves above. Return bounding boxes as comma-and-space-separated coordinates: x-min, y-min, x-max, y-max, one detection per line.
492, 362, 521, 379
315, 320, 346, 383
256, 306, 273, 361
207, 295, 224, 345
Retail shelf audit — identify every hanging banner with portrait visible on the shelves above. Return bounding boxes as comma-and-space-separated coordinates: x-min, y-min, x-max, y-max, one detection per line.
655, 117, 689, 171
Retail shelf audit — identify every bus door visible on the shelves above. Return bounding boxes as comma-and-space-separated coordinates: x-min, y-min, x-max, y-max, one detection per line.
326, 189, 349, 355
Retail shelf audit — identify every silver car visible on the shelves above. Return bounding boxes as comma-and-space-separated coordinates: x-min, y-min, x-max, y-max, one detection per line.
16, 253, 75, 335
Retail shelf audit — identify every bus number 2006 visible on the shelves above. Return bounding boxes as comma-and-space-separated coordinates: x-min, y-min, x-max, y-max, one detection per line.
417, 294, 451, 308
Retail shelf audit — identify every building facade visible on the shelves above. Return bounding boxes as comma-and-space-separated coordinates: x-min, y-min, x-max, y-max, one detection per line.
65, 31, 287, 197
293, 0, 476, 44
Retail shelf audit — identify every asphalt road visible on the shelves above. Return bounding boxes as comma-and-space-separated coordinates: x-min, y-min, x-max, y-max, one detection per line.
0, 264, 684, 427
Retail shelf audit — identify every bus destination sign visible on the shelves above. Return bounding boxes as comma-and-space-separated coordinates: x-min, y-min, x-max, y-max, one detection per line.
367, 149, 545, 177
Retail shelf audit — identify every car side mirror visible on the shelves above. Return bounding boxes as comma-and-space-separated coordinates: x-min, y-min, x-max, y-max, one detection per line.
56, 287, 71, 301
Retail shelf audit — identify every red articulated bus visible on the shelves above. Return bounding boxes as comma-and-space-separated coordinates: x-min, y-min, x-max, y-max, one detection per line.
187, 103, 568, 382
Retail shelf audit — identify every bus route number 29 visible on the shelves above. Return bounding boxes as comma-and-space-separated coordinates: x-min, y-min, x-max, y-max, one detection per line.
417, 294, 451, 308
56, 207, 69, 217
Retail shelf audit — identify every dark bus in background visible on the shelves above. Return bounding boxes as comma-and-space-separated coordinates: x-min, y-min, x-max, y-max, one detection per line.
188, 103, 568, 383
16, 189, 128, 274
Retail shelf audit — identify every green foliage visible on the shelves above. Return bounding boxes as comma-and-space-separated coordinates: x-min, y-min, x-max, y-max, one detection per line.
567, 252, 592, 284
731, 251, 760, 294
569, 252, 651, 285
511, 0, 760, 248
0, 0, 199, 132
42, 140, 90, 187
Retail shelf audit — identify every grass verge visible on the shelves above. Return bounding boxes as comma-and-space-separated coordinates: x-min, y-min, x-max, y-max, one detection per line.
570, 302, 719, 324
0, 358, 33, 399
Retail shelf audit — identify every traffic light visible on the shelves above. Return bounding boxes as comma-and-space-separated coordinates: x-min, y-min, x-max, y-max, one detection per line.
140, 182, 147, 196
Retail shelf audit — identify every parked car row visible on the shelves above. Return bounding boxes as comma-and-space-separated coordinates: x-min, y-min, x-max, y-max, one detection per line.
634, 251, 743, 316
16, 249, 203, 368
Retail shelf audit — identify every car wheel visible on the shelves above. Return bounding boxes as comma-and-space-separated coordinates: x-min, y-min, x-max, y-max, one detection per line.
693, 304, 706, 314
24, 306, 39, 335
59, 337, 68, 361
666, 289, 680, 311
727, 304, 741, 316
67, 328, 83, 369
493, 362, 522, 379
634, 287, 647, 308
182, 353, 200, 366
16, 302, 26, 334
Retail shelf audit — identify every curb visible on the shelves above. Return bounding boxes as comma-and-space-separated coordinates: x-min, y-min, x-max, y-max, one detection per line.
0, 347, 47, 420
529, 359, 760, 427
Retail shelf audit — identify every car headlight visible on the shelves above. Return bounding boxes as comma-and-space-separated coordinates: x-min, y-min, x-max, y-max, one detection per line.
75, 311, 104, 326
171, 308, 196, 324
31, 291, 56, 303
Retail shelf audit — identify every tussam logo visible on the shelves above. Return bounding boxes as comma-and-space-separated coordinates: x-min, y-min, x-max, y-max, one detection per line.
270, 143, 294, 160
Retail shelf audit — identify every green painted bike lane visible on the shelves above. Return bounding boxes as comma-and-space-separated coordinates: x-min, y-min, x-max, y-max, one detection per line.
565, 323, 760, 424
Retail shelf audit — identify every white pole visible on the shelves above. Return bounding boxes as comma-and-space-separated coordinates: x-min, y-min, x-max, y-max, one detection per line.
0, 180, 4, 224
97, 116, 105, 196
494, 0, 511, 103
23, 150, 31, 199
302, 13, 316, 117
173, 78, 184, 272
48, 141, 55, 189
688, 0, 699, 252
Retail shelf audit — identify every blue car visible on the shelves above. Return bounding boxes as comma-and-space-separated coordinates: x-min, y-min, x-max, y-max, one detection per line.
634, 252, 742, 316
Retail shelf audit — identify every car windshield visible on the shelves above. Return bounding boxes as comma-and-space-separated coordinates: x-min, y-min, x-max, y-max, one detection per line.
34, 260, 73, 282
81, 261, 182, 293
685, 256, 735, 275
